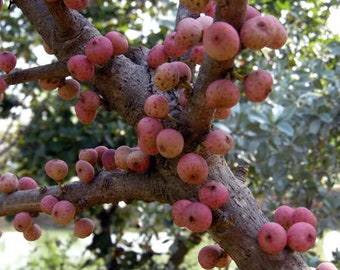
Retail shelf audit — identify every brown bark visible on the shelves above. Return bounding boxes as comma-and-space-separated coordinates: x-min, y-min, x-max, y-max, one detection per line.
0, 1, 310, 269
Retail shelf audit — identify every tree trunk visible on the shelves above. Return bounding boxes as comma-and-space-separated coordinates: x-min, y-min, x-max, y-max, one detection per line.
207, 156, 309, 269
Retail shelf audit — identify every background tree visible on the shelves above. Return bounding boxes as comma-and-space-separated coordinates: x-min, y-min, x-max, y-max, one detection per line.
0, 0, 339, 269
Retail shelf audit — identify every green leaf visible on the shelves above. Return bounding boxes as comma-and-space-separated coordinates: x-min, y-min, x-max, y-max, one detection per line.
309, 119, 321, 134
326, 41, 340, 56
278, 122, 294, 136
268, 155, 276, 167
319, 113, 333, 123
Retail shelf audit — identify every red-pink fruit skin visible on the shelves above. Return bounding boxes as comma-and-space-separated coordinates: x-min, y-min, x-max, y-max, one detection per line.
245, 5, 261, 21
291, 207, 317, 228
244, 70, 273, 102
215, 249, 232, 268
13, 212, 33, 232
138, 138, 159, 156
101, 149, 117, 171
76, 160, 95, 183
40, 195, 59, 215
0, 51, 17, 73
78, 90, 101, 111
94, 145, 109, 162
196, 16, 213, 30
144, 94, 169, 119
147, 44, 169, 69
79, 148, 98, 166
214, 107, 232, 120
57, 78, 80, 100
0, 172, 19, 193
74, 101, 97, 124
153, 62, 180, 91
114, 145, 132, 170
257, 222, 287, 254
163, 31, 187, 57
23, 223, 42, 241
203, 22, 240, 61
183, 202, 212, 233
85, 36, 113, 64
204, 130, 233, 155
126, 150, 150, 172
190, 45, 205, 65
174, 17, 203, 49
274, 205, 294, 230
177, 153, 208, 184
67, 55, 95, 82
39, 77, 63, 91
203, 0, 216, 17
287, 222, 317, 252
266, 15, 288, 49
198, 181, 230, 208
316, 262, 338, 270
105, 31, 129, 56
205, 79, 240, 108
44, 159, 68, 182
172, 61, 192, 81
74, 218, 95, 238
171, 199, 192, 227
137, 116, 163, 136
156, 128, 184, 158
137, 117, 163, 155
63, 0, 89, 11
198, 244, 221, 269
18, 176, 38, 190
240, 15, 276, 50
51, 200, 76, 225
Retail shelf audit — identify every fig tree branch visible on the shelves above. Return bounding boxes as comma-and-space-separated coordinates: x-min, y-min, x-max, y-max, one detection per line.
175, 2, 200, 25
0, 168, 199, 217
0, 154, 309, 269
216, 0, 248, 29
44, 0, 82, 40
3, 61, 69, 85
12, 0, 55, 45
13, 0, 100, 61
183, 0, 247, 144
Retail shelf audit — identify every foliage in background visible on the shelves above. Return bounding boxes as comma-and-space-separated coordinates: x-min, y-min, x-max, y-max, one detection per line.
230, 0, 339, 220
20, 234, 105, 270
0, 0, 339, 268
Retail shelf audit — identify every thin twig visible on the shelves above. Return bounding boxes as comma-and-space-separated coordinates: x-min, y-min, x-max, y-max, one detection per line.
3, 61, 69, 85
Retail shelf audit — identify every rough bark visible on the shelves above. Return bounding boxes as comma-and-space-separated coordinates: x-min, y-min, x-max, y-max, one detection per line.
0, 0, 310, 269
